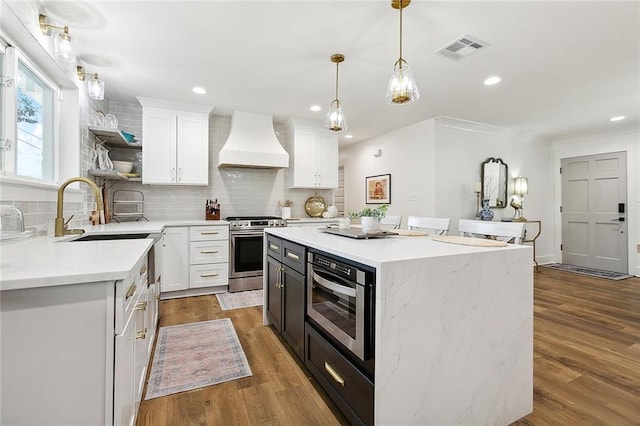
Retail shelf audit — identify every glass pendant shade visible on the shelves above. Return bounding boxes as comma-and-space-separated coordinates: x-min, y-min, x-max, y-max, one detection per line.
88, 74, 105, 100
325, 100, 347, 132
385, 58, 420, 104
54, 31, 75, 63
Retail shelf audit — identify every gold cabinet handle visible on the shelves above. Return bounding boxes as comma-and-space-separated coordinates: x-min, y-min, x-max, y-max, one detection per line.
139, 264, 147, 275
324, 362, 345, 387
136, 330, 146, 340
125, 284, 137, 300
286, 252, 300, 260
275, 282, 285, 289
201, 231, 219, 235
200, 250, 219, 254
135, 301, 147, 311
200, 273, 219, 278
269, 243, 279, 251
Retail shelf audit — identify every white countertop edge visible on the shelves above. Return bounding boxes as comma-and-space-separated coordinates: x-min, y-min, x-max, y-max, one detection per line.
266, 227, 530, 268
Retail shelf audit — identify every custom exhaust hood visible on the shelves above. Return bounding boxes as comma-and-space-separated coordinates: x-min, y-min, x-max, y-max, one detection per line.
218, 111, 289, 168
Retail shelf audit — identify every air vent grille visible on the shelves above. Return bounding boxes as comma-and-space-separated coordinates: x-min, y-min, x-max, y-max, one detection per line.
436, 34, 488, 60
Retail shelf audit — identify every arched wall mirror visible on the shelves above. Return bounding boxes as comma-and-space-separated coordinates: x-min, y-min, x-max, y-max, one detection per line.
481, 157, 508, 208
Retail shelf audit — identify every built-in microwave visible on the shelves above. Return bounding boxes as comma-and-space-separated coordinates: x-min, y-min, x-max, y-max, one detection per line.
306, 249, 376, 375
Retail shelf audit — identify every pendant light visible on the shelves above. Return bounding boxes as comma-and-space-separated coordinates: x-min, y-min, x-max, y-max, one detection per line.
385, 0, 420, 105
39, 14, 76, 63
325, 53, 347, 132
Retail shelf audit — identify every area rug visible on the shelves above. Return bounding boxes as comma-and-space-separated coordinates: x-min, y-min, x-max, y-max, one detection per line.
543, 263, 632, 280
216, 289, 263, 310
145, 318, 252, 399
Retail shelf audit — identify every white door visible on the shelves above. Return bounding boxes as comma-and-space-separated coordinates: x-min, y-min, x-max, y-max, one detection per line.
316, 131, 339, 188
142, 107, 177, 184
177, 112, 209, 185
561, 151, 628, 273
161, 227, 189, 292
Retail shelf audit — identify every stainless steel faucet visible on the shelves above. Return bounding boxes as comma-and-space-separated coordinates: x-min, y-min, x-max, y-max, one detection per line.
55, 177, 105, 237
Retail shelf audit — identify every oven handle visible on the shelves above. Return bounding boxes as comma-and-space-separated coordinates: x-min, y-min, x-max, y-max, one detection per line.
312, 271, 356, 298
230, 230, 264, 237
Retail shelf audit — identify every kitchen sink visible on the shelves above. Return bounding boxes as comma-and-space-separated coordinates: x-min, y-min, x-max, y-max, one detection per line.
70, 233, 152, 241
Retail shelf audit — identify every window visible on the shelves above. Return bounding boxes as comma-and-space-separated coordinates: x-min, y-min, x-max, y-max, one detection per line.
16, 60, 55, 180
1, 43, 58, 183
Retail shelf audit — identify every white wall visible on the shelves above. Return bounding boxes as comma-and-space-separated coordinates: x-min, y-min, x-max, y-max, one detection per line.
551, 130, 640, 276
340, 120, 436, 225
341, 116, 555, 265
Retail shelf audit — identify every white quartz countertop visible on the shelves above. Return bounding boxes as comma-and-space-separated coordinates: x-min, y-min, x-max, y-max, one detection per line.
0, 220, 229, 291
266, 227, 529, 268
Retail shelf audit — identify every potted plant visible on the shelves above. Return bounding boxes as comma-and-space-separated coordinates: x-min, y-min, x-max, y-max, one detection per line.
348, 205, 388, 233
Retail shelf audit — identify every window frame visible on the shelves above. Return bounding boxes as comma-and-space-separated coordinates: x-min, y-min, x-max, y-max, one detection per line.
2, 45, 60, 184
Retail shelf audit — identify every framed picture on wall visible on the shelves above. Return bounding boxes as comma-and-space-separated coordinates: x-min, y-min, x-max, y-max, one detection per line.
366, 174, 391, 204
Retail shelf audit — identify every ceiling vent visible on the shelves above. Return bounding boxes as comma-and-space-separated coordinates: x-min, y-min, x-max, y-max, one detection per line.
435, 35, 487, 60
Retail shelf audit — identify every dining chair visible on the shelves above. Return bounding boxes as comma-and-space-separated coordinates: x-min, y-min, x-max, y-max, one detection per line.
458, 219, 525, 244
380, 215, 402, 229
407, 216, 451, 235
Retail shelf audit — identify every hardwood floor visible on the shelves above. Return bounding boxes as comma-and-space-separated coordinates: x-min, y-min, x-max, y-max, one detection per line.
137, 269, 640, 425
514, 268, 640, 425
136, 295, 348, 426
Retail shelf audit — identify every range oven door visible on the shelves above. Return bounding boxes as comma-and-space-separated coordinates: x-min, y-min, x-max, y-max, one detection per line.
229, 230, 263, 279
307, 265, 368, 360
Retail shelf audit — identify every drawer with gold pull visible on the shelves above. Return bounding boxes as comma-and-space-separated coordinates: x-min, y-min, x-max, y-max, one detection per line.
189, 264, 229, 289
189, 240, 229, 265
190, 225, 229, 241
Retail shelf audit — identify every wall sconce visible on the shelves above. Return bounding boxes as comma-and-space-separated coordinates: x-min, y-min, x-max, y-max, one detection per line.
385, 0, 420, 105
77, 66, 105, 100
511, 176, 528, 221
324, 53, 347, 132
39, 14, 76, 63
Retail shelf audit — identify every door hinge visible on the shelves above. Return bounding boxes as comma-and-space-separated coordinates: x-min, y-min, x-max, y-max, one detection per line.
560, 206, 562, 213
559, 167, 562, 174
0, 76, 14, 87
560, 244, 563, 251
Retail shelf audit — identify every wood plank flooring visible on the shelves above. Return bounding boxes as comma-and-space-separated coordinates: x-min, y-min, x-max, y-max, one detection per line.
136, 295, 348, 426
137, 269, 640, 425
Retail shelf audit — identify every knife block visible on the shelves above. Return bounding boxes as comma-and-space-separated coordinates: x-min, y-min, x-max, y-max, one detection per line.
206, 209, 220, 220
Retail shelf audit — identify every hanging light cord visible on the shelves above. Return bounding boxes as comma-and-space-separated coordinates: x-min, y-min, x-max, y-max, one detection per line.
334, 60, 340, 106
398, 0, 404, 68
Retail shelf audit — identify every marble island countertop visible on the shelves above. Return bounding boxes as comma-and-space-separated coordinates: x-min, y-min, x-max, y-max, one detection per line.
0, 219, 230, 291
265, 226, 529, 268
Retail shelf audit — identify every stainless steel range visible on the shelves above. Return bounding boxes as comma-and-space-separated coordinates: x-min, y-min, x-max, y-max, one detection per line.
227, 216, 287, 292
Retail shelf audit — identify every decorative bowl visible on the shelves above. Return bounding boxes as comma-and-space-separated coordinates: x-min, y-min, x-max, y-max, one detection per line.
112, 161, 133, 173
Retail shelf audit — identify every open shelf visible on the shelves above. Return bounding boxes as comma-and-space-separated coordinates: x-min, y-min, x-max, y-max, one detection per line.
88, 169, 141, 182
88, 126, 141, 149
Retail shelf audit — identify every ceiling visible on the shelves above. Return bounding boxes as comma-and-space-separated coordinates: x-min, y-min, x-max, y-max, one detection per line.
39, 1, 640, 145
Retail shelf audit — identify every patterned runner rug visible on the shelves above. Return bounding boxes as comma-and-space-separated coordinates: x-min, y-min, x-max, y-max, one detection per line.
145, 318, 252, 399
542, 263, 633, 280
216, 289, 263, 310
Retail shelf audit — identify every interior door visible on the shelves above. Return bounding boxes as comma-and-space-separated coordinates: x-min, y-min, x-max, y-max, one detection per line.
561, 151, 628, 273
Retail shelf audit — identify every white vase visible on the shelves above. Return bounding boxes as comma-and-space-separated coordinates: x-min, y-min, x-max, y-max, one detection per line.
361, 216, 379, 234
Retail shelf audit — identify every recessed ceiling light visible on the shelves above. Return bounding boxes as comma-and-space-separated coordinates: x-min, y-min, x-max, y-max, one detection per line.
192, 86, 206, 95
310, 105, 322, 112
484, 76, 501, 86
344, 134, 353, 139
610, 116, 626, 122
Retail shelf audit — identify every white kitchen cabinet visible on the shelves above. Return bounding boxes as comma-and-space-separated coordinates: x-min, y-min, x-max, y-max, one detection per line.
161, 224, 229, 298
286, 120, 339, 189
161, 226, 190, 292
0, 254, 150, 426
138, 97, 213, 185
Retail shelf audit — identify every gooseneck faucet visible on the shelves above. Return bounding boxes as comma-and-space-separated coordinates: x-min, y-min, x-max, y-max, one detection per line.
55, 177, 105, 237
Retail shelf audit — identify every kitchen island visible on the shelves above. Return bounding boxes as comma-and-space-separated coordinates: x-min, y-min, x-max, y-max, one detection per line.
264, 226, 533, 425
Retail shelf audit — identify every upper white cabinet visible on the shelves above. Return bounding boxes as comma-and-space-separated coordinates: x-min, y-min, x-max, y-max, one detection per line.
137, 97, 214, 185
285, 120, 338, 189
